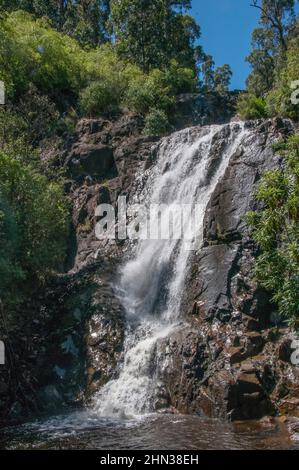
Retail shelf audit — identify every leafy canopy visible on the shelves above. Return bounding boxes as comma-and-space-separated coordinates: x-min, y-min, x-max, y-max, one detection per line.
0, 0, 111, 46
109, 0, 201, 73
238, 1, 298, 120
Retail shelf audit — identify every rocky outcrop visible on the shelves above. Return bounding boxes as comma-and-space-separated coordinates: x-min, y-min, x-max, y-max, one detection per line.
0, 259, 125, 424
68, 143, 116, 179
0, 113, 158, 424
1, 114, 298, 426
173, 92, 238, 129
64, 114, 159, 271
155, 118, 299, 420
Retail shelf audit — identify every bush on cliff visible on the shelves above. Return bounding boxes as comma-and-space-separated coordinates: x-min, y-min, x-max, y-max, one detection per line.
143, 109, 170, 136
79, 80, 120, 115
237, 93, 268, 120
123, 60, 197, 116
0, 152, 69, 297
0, 107, 35, 164
246, 135, 299, 326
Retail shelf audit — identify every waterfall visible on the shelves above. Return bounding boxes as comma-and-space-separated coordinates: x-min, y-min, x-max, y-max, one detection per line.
93, 122, 247, 418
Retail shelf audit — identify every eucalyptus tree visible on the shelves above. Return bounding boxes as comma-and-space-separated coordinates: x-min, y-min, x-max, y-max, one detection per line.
109, 0, 201, 72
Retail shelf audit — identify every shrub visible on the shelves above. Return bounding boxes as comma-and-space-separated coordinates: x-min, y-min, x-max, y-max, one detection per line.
246, 135, 299, 327
80, 44, 151, 115
0, 194, 23, 293
237, 93, 268, 120
123, 60, 197, 115
84, 44, 142, 89
0, 11, 198, 123
123, 69, 173, 114
0, 11, 85, 100
122, 74, 155, 114
0, 152, 69, 288
0, 107, 38, 165
79, 80, 119, 115
163, 59, 197, 95
143, 109, 170, 136
17, 84, 60, 144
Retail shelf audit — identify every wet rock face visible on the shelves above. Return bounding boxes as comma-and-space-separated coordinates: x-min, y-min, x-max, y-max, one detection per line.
34, 260, 125, 414
1, 115, 298, 425
48, 117, 299, 422
156, 118, 299, 420
0, 260, 125, 424
190, 119, 292, 326
68, 143, 116, 179
0, 113, 156, 424
64, 114, 159, 272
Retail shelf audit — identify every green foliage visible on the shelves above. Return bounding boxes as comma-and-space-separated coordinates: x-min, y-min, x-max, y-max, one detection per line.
0, 152, 69, 294
214, 64, 233, 93
246, 28, 276, 96
0, 107, 34, 163
0, 11, 85, 100
251, 1, 295, 51
109, 0, 200, 72
143, 109, 170, 136
84, 44, 143, 92
237, 93, 268, 120
79, 44, 144, 114
163, 60, 197, 95
200, 55, 215, 91
124, 68, 173, 114
124, 60, 197, 115
0, 94, 61, 168
79, 80, 120, 116
245, 0, 298, 121
246, 135, 299, 326
13, 84, 60, 144
200, 55, 232, 93
0, 194, 22, 291
265, 32, 299, 119
164, 13, 202, 71
1, 11, 197, 123
0, 13, 71, 299
1, 0, 111, 47
79, 55, 197, 120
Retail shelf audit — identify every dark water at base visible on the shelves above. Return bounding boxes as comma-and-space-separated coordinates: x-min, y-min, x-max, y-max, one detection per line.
0, 412, 298, 450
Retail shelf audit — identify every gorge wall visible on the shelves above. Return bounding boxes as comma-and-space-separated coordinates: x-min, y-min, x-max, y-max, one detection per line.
1, 109, 299, 425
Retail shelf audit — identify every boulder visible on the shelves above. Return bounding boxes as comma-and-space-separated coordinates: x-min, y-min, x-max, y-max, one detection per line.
278, 339, 293, 363
68, 143, 116, 178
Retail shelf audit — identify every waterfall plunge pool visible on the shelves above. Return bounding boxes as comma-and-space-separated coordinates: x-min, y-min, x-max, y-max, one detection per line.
0, 412, 297, 450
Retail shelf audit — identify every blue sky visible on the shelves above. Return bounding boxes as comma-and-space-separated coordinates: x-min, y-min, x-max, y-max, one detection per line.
191, 0, 261, 90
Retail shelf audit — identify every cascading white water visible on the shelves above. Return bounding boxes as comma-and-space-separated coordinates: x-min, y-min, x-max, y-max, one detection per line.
94, 122, 247, 418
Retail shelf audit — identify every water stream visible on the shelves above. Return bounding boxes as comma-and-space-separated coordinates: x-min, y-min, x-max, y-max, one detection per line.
94, 122, 247, 418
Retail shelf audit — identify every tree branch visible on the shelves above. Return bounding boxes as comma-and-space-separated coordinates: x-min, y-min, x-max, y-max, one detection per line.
250, 1, 288, 51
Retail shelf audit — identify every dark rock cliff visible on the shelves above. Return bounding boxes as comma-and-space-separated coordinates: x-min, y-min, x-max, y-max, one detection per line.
156, 119, 299, 420
0, 112, 158, 424
1, 112, 298, 425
